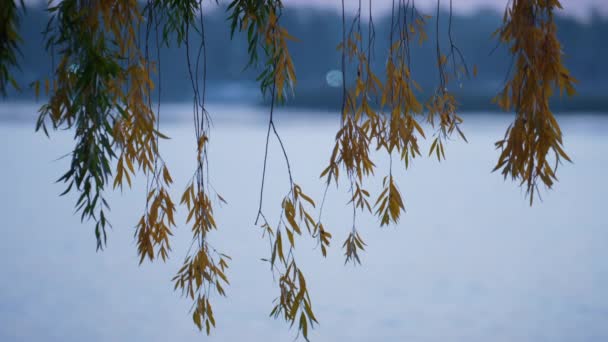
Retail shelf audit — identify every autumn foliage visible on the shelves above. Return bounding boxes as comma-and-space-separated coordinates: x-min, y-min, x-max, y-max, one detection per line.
0, 0, 575, 340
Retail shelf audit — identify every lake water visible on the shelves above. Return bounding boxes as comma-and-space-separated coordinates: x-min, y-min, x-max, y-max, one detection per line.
1, 103, 607, 341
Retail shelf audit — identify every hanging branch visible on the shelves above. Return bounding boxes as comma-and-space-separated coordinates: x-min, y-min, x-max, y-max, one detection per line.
493, 0, 576, 205
425, 0, 468, 163
167, 0, 230, 335
135, 0, 175, 265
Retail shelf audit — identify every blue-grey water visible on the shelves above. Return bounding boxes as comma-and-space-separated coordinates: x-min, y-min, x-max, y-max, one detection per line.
1, 103, 607, 341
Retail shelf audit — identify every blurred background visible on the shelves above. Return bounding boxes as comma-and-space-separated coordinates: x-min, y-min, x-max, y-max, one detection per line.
1, 1, 607, 341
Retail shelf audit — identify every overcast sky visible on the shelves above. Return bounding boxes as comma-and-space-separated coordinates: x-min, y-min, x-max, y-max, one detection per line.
283, 0, 608, 21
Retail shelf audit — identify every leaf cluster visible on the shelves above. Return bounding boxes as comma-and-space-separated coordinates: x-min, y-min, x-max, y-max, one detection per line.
493, 0, 575, 204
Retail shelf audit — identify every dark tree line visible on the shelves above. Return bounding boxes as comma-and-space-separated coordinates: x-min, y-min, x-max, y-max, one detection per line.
7, 4, 608, 111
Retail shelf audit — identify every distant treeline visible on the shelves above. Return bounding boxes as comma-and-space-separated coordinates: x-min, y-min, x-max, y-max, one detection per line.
6, 5, 608, 112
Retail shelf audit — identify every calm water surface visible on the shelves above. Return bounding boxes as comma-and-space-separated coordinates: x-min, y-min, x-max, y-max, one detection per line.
1, 104, 607, 341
